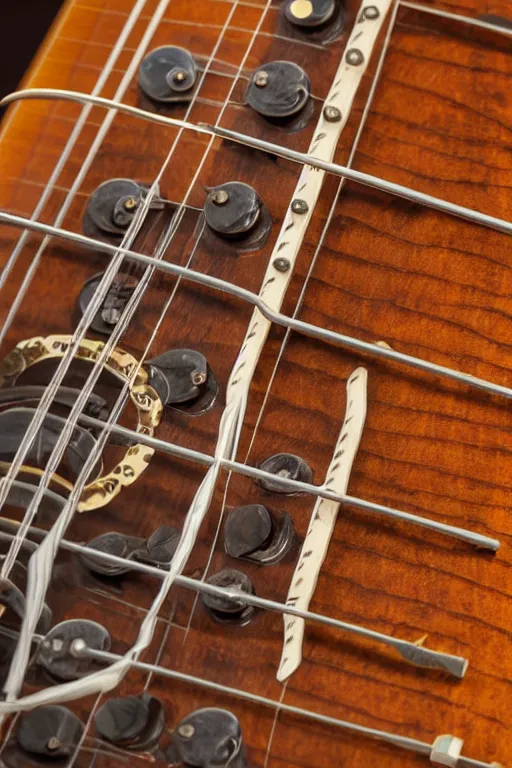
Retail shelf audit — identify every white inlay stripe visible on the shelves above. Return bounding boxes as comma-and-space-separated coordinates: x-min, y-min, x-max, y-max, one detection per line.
228, 0, 392, 401
278, 367, 368, 682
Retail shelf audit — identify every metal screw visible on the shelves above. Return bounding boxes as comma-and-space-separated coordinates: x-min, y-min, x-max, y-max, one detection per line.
254, 70, 269, 87
273, 257, 291, 273
70, 638, 87, 658
123, 197, 138, 211
363, 5, 380, 19
323, 105, 341, 123
346, 48, 365, 66
291, 198, 308, 215
211, 189, 229, 205
47, 737, 61, 752
191, 370, 207, 386
178, 723, 195, 739
173, 70, 187, 83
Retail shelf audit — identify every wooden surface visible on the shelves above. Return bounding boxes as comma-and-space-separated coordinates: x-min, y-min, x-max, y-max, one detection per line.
0, 0, 511, 766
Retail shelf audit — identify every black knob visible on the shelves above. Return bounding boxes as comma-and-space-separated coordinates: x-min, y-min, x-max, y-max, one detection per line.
204, 182, 264, 239
94, 694, 164, 750
147, 348, 217, 414
246, 61, 310, 119
202, 569, 255, 625
139, 45, 197, 102
257, 452, 313, 494
16, 706, 84, 759
224, 504, 296, 566
284, 0, 337, 27
172, 708, 246, 768
38, 619, 111, 681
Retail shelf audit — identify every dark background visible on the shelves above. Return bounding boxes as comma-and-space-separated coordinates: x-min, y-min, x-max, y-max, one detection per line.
1, 1, 64, 97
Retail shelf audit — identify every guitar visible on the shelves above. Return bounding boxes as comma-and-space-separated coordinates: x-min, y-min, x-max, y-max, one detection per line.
0, 0, 510, 765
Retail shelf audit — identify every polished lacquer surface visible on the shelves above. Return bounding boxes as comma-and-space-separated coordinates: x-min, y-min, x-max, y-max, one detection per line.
0, 0, 511, 765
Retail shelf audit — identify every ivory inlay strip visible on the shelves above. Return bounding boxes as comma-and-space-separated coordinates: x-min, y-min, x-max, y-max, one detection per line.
278, 367, 368, 681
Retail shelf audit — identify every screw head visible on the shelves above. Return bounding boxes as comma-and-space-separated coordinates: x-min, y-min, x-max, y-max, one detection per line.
363, 5, 380, 19
178, 723, 195, 739
346, 48, 365, 66
273, 257, 291, 273
173, 70, 187, 83
191, 370, 207, 386
46, 737, 61, 752
123, 197, 138, 211
254, 70, 269, 87
291, 198, 309, 215
211, 189, 229, 205
323, 105, 341, 122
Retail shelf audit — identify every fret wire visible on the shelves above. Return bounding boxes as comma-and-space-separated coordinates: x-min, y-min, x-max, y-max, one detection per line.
399, 0, 512, 37
0, 524, 469, 677
4, 88, 511, 239
2, 210, 512, 407
71, 645, 495, 768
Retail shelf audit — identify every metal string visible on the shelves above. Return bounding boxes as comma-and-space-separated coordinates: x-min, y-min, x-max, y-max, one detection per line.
0, 0, 179, 348
3, 211, 512, 403
253, 7, 402, 762
0, 0, 508, 720
184, 0, 402, 640
0, 0, 272, 710
5, 88, 512, 238
0, 0, 245, 605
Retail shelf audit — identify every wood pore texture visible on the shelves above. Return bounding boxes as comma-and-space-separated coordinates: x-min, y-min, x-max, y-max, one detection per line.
0, 0, 511, 766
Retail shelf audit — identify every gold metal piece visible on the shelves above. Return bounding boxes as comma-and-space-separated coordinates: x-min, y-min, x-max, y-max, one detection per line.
123, 197, 138, 211
289, 0, 313, 19
0, 335, 164, 512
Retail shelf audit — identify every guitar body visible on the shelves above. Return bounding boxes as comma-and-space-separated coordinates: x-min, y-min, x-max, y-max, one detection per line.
0, 0, 510, 766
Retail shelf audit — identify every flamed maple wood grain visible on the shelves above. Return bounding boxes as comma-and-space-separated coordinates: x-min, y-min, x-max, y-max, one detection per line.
0, 0, 511, 766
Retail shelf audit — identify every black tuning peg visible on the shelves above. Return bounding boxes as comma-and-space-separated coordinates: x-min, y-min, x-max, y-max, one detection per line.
79, 531, 146, 576
139, 46, 198, 103
171, 708, 247, 768
80, 526, 181, 577
283, 0, 338, 27
224, 504, 296, 565
94, 693, 165, 751
246, 61, 310, 119
257, 452, 313, 494
201, 569, 255, 626
78, 271, 140, 335
16, 705, 84, 760
37, 619, 111, 682
82, 178, 164, 242
147, 348, 217, 414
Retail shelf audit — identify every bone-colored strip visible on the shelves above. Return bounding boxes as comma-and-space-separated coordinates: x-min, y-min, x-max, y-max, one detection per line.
228, 0, 392, 403
278, 367, 368, 682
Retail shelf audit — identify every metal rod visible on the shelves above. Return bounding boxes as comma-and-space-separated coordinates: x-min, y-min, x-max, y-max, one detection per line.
1, 210, 512, 406
77, 413, 498, 551
2, 89, 512, 238
399, 0, 512, 37
0, 523, 467, 677
71, 644, 494, 768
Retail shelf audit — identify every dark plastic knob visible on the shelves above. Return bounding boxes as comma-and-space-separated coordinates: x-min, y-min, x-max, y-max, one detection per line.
94, 694, 164, 750
16, 706, 84, 759
204, 182, 263, 239
38, 620, 111, 681
284, 0, 337, 27
202, 569, 255, 625
246, 61, 310, 118
173, 708, 246, 768
139, 46, 197, 102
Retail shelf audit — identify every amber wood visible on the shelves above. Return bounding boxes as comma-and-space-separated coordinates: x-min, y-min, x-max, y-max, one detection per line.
0, 1, 511, 766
